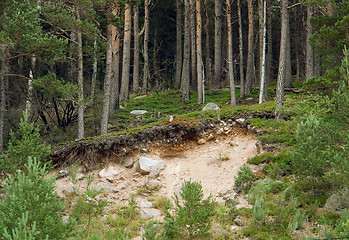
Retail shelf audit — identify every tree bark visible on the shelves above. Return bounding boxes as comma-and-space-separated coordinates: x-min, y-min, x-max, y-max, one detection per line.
266, 0, 272, 83
226, 0, 236, 106
91, 36, 97, 101
214, 0, 222, 81
0, 45, 8, 152
181, 0, 191, 101
237, 0, 245, 98
132, 5, 140, 93
197, 0, 204, 104
142, 0, 150, 93
305, 5, 314, 80
204, 0, 211, 81
259, 0, 267, 103
26, 55, 36, 114
110, 4, 121, 113
245, 0, 254, 94
285, 19, 292, 88
101, 11, 113, 135
120, 3, 132, 101
190, 0, 197, 91
76, 7, 84, 139
175, 0, 183, 89
275, 0, 288, 121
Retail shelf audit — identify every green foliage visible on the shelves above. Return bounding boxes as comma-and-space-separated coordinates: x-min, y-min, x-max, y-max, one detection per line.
253, 197, 268, 225
291, 113, 331, 195
234, 165, 258, 192
287, 209, 307, 233
142, 221, 163, 240
0, 157, 72, 240
0, 111, 51, 175
162, 180, 216, 239
335, 209, 349, 237
248, 179, 285, 204
248, 152, 274, 165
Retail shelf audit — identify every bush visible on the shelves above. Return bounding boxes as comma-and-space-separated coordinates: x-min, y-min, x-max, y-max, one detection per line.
335, 209, 349, 237
234, 165, 258, 192
0, 111, 51, 175
162, 180, 216, 239
0, 157, 72, 239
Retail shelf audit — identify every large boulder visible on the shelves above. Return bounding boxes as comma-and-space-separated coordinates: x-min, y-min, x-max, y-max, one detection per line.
99, 166, 120, 178
202, 103, 220, 111
135, 156, 165, 176
140, 208, 161, 219
130, 110, 148, 116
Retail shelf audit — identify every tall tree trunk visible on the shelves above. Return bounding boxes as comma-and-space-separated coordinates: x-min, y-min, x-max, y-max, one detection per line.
76, 7, 84, 139
314, 52, 321, 78
181, 0, 191, 101
132, 5, 140, 93
142, 0, 150, 92
245, 0, 254, 94
275, 0, 288, 121
204, 0, 211, 81
175, 0, 183, 89
91, 36, 97, 100
0, 45, 8, 152
226, 0, 236, 106
120, 3, 132, 101
285, 20, 292, 88
266, 0, 272, 83
26, 55, 36, 114
214, 0, 222, 81
305, 5, 314, 80
197, 0, 204, 104
259, 0, 267, 103
101, 13, 113, 135
190, 0, 197, 91
237, 0, 245, 98
110, 4, 121, 113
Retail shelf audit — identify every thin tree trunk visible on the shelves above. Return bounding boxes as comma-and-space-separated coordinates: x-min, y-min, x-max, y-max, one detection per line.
285, 22, 292, 88
246, 0, 254, 94
266, 0, 272, 83
314, 52, 321, 78
132, 5, 140, 93
181, 0, 191, 101
110, 4, 121, 113
214, 0, 222, 81
175, 0, 183, 89
226, 0, 236, 106
26, 55, 36, 114
91, 36, 97, 100
190, 0, 197, 91
259, 0, 267, 103
204, 0, 211, 81
197, 0, 204, 104
101, 14, 113, 135
275, 0, 288, 121
0, 45, 8, 152
76, 7, 84, 139
237, 0, 245, 98
305, 5, 314, 80
142, 0, 150, 92
120, 3, 132, 101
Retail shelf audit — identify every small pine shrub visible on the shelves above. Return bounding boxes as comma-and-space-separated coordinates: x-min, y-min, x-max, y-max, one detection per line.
0, 111, 51, 175
234, 165, 258, 192
162, 180, 216, 239
0, 157, 72, 239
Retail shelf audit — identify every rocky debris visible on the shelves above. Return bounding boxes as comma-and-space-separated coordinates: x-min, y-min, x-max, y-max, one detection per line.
235, 118, 246, 125
75, 173, 84, 181
146, 179, 162, 189
95, 182, 115, 193
207, 133, 215, 141
57, 169, 69, 179
324, 188, 349, 213
218, 189, 229, 197
115, 182, 128, 192
134, 95, 148, 99
234, 217, 242, 225
139, 201, 153, 208
229, 141, 238, 147
217, 128, 224, 135
255, 140, 263, 154
197, 138, 206, 145
62, 215, 70, 224
130, 110, 148, 115
99, 166, 120, 178
202, 103, 220, 111
140, 207, 161, 219
134, 157, 165, 177
121, 158, 135, 168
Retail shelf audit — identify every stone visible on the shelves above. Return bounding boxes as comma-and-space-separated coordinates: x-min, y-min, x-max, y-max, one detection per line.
130, 110, 148, 115
218, 189, 229, 197
122, 158, 135, 168
134, 95, 148, 99
139, 201, 153, 208
75, 173, 84, 181
236, 118, 246, 125
202, 103, 220, 111
135, 156, 165, 175
62, 215, 70, 224
231, 226, 238, 231
234, 217, 242, 225
207, 133, 215, 141
147, 179, 162, 189
95, 182, 115, 193
99, 166, 120, 178
140, 208, 161, 219
197, 138, 206, 145
57, 170, 69, 179
324, 188, 349, 213
229, 141, 238, 147
115, 182, 128, 192
217, 128, 224, 135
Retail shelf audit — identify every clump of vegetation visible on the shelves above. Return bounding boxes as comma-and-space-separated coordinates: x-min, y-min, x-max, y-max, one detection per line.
162, 180, 216, 239
234, 164, 258, 192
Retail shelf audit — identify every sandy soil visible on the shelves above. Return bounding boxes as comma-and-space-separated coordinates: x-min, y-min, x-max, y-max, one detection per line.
55, 129, 257, 206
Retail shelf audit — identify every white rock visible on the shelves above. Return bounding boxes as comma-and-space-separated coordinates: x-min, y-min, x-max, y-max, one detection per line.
95, 182, 115, 193
130, 110, 148, 115
202, 103, 220, 111
139, 201, 153, 208
99, 166, 120, 178
140, 208, 161, 219
75, 173, 84, 180
121, 158, 135, 168
136, 156, 165, 175
198, 139, 206, 145
236, 118, 246, 125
